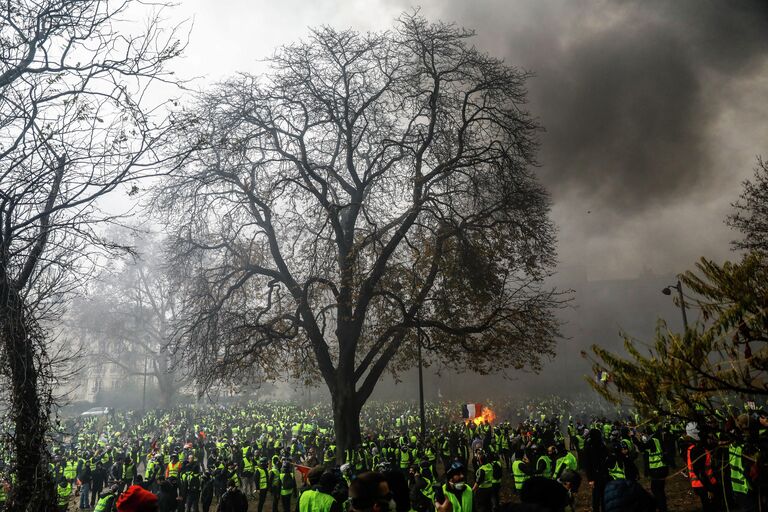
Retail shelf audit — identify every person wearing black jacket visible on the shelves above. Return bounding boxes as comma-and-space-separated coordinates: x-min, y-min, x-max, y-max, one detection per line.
604, 443, 638, 482
217, 479, 248, 512
109, 459, 123, 491
201, 472, 215, 512
158, 478, 180, 512
687, 433, 720, 512
91, 462, 107, 508
184, 469, 202, 512
581, 429, 609, 512
213, 467, 229, 502
77, 460, 92, 510
408, 465, 431, 512
632, 429, 669, 512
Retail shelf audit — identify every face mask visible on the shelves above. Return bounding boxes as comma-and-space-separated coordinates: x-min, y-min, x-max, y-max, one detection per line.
453, 482, 465, 491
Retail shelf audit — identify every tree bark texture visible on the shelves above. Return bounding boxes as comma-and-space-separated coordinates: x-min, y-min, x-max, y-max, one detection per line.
0, 277, 55, 511
331, 378, 362, 464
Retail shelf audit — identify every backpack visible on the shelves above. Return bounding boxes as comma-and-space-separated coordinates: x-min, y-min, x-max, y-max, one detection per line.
187, 474, 201, 492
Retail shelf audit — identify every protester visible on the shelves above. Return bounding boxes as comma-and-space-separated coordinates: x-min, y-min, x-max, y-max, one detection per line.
580, 429, 608, 512
518, 476, 569, 512
603, 479, 655, 512
5, 397, 768, 511
217, 478, 248, 512
348, 472, 394, 512
117, 484, 159, 512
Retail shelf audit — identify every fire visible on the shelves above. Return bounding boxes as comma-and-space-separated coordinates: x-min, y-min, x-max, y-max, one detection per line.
467, 406, 496, 425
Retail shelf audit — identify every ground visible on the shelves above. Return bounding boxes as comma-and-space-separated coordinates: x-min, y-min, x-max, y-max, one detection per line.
567, 473, 699, 512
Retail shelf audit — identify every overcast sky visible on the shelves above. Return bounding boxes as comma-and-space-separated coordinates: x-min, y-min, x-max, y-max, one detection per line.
161, 0, 768, 281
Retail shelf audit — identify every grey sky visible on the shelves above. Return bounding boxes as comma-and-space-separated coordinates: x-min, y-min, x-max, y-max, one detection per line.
164, 0, 768, 280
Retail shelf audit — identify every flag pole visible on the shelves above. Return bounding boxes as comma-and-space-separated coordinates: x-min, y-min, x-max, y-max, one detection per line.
418, 330, 426, 439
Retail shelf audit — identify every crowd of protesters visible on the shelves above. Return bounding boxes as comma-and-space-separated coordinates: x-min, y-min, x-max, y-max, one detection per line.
1, 397, 766, 512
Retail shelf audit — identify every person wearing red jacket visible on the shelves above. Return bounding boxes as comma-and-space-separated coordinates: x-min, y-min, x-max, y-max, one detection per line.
117, 485, 159, 512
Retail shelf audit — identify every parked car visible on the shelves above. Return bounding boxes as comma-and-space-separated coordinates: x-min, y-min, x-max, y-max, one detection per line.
80, 407, 111, 417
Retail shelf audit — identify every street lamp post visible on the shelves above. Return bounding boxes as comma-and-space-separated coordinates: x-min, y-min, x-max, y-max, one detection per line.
142, 355, 148, 411
417, 328, 426, 439
662, 279, 689, 332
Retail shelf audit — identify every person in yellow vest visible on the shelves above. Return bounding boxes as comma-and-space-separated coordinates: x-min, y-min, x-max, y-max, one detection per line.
552, 442, 577, 481
145, 454, 162, 491
56, 477, 73, 512
605, 443, 638, 481
397, 445, 411, 472
64, 456, 78, 488
121, 455, 137, 491
631, 428, 668, 512
511, 450, 535, 495
729, 434, 758, 512
323, 445, 336, 466
534, 447, 553, 480
440, 462, 472, 512
278, 461, 297, 512
166, 454, 182, 479
471, 451, 492, 512
227, 462, 242, 490
241, 451, 255, 497
423, 444, 437, 478
407, 463, 434, 512
181, 465, 202, 512
488, 453, 502, 512
340, 464, 353, 488
0, 478, 9, 510
298, 466, 340, 512
255, 457, 270, 512
439, 436, 452, 474
269, 456, 282, 512
93, 484, 119, 512
733, 412, 762, 512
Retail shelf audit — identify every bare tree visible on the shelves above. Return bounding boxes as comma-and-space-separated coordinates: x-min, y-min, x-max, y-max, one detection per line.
0, 0, 184, 508
728, 156, 768, 255
78, 231, 190, 408
158, 14, 561, 458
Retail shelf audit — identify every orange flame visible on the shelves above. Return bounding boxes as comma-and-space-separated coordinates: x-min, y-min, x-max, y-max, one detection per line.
466, 406, 496, 425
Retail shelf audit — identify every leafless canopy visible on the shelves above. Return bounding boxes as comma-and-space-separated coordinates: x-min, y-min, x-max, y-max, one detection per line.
0, 0, 185, 507
77, 231, 190, 407
158, 13, 560, 436
0, 0, 185, 306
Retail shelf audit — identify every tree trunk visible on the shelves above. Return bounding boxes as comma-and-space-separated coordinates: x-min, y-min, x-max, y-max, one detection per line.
0, 278, 55, 511
157, 373, 177, 409
331, 377, 362, 464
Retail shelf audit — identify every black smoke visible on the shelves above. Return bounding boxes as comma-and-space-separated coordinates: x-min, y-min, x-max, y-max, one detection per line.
427, 0, 768, 211
368, 0, 768, 396
399, 0, 768, 278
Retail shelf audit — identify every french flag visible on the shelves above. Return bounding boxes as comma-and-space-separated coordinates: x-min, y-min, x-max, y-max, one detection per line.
462, 403, 483, 419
